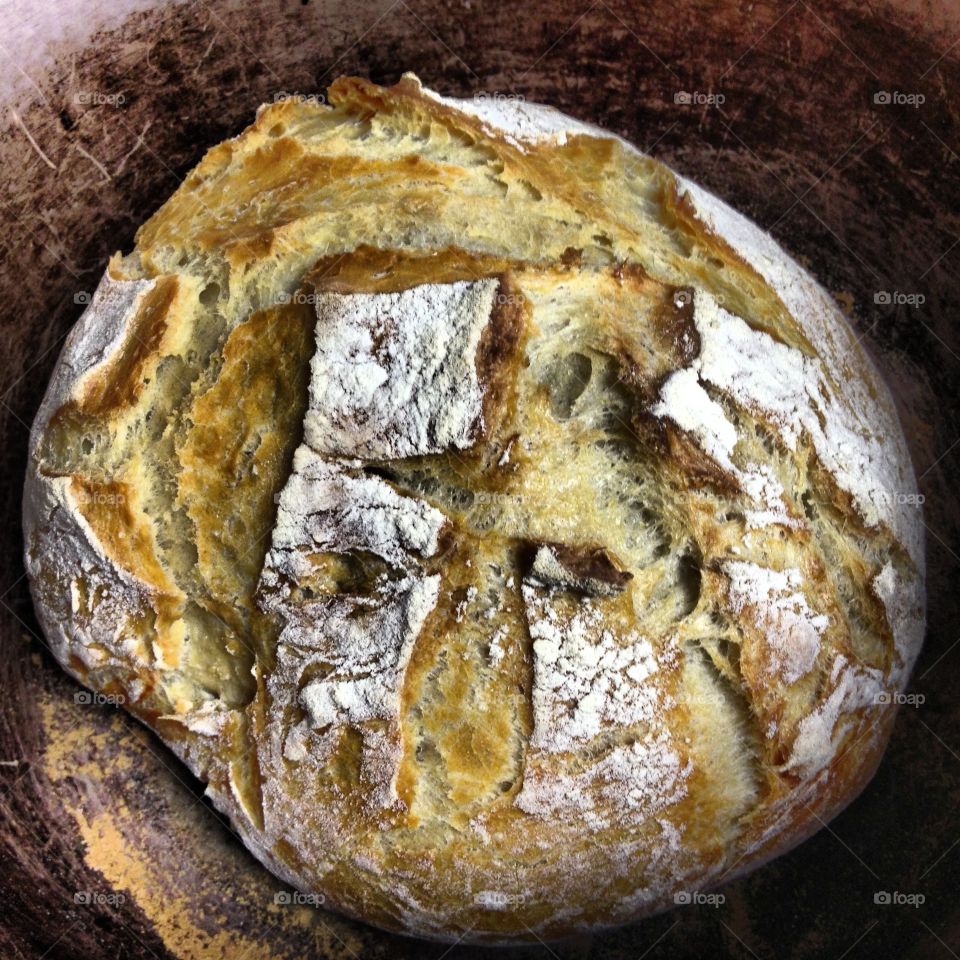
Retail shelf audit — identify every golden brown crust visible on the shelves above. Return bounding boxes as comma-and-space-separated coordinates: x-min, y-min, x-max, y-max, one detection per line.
23, 73, 925, 945
72, 277, 179, 416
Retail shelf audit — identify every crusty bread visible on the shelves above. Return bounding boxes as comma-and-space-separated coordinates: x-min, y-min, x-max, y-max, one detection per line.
23, 73, 925, 943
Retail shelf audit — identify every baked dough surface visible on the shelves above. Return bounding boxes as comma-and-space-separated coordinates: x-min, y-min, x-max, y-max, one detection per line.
24, 74, 924, 943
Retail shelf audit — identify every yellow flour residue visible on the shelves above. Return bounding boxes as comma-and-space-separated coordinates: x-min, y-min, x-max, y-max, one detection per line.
38, 691, 284, 960
40, 699, 134, 780
37, 689, 363, 959
73, 808, 275, 960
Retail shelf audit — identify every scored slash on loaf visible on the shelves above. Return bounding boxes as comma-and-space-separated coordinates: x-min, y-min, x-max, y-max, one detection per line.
24, 73, 924, 943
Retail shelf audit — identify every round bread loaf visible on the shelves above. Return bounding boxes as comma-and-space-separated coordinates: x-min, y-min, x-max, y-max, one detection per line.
24, 73, 925, 943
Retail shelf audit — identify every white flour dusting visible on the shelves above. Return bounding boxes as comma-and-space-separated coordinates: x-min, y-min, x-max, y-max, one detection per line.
262, 444, 446, 580
679, 179, 922, 571
515, 579, 688, 829
412, 73, 635, 154
259, 445, 446, 796
872, 562, 925, 684
653, 358, 802, 530
488, 625, 508, 666
725, 561, 829, 684
259, 270, 507, 783
23, 275, 172, 685
305, 279, 499, 460
692, 290, 820, 449
739, 464, 803, 531
653, 366, 739, 472
689, 288, 920, 557
787, 654, 886, 776
521, 586, 661, 750
294, 576, 441, 728
515, 731, 689, 832
31, 273, 158, 435
161, 698, 230, 736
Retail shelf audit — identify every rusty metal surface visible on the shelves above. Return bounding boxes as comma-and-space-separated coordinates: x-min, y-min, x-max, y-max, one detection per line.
0, 1, 958, 958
